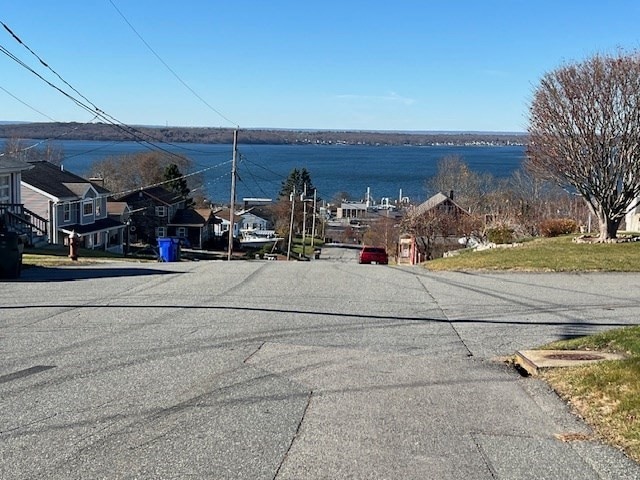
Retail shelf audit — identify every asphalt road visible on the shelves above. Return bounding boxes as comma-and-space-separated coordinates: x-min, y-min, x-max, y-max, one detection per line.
2, 250, 640, 479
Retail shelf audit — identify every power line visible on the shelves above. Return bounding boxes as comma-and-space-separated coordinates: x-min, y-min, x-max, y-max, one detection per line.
0, 115, 99, 157
0, 21, 230, 166
0, 84, 56, 121
107, 0, 238, 128
47, 159, 233, 209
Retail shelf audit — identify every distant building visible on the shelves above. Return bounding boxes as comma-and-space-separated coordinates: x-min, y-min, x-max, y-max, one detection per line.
398, 191, 469, 264
242, 197, 272, 208
337, 201, 369, 219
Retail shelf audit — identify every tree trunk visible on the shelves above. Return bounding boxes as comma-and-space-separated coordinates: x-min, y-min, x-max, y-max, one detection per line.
597, 212, 622, 241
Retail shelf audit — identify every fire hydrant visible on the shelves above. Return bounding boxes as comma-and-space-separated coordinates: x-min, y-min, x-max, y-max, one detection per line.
68, 231, 80, 261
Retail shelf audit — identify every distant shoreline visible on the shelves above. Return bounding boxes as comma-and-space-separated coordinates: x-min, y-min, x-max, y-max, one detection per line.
0, 122, 527, 147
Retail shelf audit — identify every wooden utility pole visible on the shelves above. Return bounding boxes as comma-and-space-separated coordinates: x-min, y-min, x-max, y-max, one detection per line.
227, 129, 238, 261
287, 187, 296, 261
301, 184, 308, 258
310, 189, 317, 249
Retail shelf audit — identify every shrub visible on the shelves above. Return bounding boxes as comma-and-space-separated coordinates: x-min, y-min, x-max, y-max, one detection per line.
539, 218, 578, 237
486, 225, 515, 244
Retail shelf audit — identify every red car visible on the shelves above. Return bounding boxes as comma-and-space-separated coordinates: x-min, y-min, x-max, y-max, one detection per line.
358, 246, 388, 264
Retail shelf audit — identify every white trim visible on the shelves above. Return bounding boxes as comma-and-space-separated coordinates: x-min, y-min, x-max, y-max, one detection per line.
82, 199, 94, 216
0, 174, 10, 204
63, 202, 71, 222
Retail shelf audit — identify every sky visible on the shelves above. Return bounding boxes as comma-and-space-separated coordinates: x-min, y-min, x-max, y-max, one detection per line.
2, 1, 640, 133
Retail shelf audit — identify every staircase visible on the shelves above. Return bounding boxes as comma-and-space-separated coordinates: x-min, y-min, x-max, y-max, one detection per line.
0, 204, 49, 247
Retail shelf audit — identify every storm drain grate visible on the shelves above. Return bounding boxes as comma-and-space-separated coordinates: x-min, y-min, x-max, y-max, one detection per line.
514, 350, 626, 376
544, 352, 604, 361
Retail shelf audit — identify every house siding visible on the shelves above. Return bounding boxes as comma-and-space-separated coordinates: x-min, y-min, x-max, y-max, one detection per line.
240, 213, 270, 231
20, 186, 50, 220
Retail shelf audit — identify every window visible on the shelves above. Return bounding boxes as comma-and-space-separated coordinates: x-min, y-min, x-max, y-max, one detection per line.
155, 206, 167, 217
155, 227, 167, 238
0, 175, 10, 203
83, 200, 93, 216
177, 227, 187, 237
95, 201, 101, 217
63, 203, 71, 222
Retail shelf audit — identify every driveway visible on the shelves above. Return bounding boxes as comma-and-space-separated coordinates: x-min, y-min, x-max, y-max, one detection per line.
1, 261, 639, 479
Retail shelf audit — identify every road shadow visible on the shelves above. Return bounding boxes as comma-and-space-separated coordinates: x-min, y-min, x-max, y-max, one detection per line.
10, 266, 179, 283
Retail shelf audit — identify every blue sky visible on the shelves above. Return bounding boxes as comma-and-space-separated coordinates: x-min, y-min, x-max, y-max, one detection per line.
2, 1, 640, 132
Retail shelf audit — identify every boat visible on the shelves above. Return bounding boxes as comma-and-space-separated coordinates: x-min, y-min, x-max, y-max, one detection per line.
239, 229, 283, 249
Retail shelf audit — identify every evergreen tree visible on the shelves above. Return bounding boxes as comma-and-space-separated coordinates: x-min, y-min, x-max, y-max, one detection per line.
279, 168, 316, 198
164, 163, 193, 207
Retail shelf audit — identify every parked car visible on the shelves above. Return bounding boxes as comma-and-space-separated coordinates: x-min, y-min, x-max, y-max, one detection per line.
358, 246, 388, 265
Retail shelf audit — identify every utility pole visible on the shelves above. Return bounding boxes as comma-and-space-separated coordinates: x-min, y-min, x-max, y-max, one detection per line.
287, 187, 296, 261
301, 184, 308, 258
227, 129, 238, 261
310, 189, 317, 249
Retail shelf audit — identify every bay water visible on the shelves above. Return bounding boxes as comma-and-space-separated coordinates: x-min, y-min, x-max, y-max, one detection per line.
6, 139, 526, 204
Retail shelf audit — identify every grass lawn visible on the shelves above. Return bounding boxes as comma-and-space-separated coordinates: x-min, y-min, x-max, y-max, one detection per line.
22, 245, 151, 267
539, 327, 640, 462
426, 235, 640, 272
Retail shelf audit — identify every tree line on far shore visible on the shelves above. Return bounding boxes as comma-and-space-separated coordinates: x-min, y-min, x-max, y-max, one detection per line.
0, 122, 526, 146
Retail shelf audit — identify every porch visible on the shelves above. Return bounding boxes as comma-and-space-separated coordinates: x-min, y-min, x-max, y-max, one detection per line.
0, 203, 48, 246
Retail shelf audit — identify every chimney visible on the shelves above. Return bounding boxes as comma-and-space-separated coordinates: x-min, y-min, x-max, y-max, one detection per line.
449, 190, 454, 201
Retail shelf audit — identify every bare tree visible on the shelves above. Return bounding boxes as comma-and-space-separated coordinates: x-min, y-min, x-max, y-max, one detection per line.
89, 151, 200, 198
362, 215, 398, 254
3, 137, 64, 165
527, 51, 640, 240
427, 155, 493, 215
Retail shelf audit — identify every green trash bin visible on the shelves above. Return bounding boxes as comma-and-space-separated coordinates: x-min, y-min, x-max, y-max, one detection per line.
0, 231, 24, 279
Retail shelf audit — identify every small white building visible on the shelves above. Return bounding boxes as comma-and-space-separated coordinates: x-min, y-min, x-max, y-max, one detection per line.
625, 199, 640, 232
337, 201, 369, 219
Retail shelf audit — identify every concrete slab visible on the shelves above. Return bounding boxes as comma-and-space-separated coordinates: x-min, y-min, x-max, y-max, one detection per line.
515, 349, 626, 376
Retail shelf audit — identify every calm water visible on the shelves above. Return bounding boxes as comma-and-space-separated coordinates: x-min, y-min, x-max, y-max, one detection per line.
4, 139, 526, 203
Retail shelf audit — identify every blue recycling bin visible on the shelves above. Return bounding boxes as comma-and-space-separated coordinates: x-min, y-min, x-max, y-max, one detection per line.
157, 237, 180, 262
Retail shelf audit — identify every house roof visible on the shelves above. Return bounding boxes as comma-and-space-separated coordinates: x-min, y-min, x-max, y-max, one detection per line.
63, 182, 93, 197
0, 156, 33, 174
411, 192, 467, 217
118, 185, 182, 206
341, 202, 368, 210
216, 207, 232, 223
107, 201, 130, 216
169, 208, 221, 227
21, 161, 110, 199
59, 217, 125, 236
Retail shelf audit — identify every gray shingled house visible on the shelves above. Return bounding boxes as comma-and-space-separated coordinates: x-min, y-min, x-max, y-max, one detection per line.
21, 161, 126, 252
